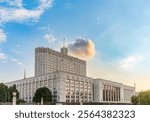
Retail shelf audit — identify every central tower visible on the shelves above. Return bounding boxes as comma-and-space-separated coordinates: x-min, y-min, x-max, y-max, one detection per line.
35, 47, 86, 76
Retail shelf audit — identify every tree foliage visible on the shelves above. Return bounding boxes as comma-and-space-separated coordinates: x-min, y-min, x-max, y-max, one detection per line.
17, 98, 26, 104
0, 83, 8, 102
0, 83, 19, 102
131, 90, 150, 105
131, 95, 138, 105
33, 87, 52, 103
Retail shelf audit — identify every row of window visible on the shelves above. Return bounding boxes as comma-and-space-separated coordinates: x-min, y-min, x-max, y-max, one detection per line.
65, 79, 92, 102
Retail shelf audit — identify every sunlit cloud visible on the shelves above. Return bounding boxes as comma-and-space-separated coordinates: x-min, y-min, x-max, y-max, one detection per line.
68, 38, 96, 60
119, 55, 144, 69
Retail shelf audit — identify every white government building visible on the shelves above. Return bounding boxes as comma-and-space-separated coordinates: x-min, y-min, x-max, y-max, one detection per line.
6, 47, 135, 104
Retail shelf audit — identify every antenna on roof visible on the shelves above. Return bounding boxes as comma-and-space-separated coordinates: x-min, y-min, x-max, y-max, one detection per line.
24, 69, 26, 79
63, 38, 66, 47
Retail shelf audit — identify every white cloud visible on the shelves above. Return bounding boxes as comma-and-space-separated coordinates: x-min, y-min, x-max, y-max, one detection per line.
0, 29, 6, 43
38, 26, 46, 30
0, 8, 42, 23
0, 51, 24, 67
119, 55, 144, 69
11, 49, 22, 54
0, 0, 53, 24
7, 0, 23, 8
38, 0, 53, 10
10, 57, 24, 67
44, 33, 56, 43
0, 52, 7, 60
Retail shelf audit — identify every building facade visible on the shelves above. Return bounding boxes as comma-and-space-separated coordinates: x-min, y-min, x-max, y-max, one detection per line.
35, 47, 86, 76
6, 47, 135, 104
93, 79, 135, 103
6, 71, 93, 103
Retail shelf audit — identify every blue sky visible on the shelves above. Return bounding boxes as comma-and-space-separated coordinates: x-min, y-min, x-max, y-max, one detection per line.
0, 0, 150, 91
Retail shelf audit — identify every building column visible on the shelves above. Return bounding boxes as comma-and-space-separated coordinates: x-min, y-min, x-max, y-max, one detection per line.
108, 85, 110, 101
68, 79, 71, 102
117, 88, 120, 102
110, 86, 112, 101
87, 83, 89, 102
107, 85, 109, 101
120, 85, 124, 103
104, 85, 106, 101
74, 80, 76, 102
115, 87, 117, 102
79, 81, 81, 103
113, 87, 115, 101
99, 82, 103, 102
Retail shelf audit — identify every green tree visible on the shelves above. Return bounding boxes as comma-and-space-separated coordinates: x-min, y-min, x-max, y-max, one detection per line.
138, 91, 150, 105
131, 90, 150, 105
17, 98, 26, 104
131, 95, 138, 105
33, 87, 52, 103
0, 83, 8, 102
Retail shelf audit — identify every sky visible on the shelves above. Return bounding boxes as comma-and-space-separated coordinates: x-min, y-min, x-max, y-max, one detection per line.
0, 0, 150, 91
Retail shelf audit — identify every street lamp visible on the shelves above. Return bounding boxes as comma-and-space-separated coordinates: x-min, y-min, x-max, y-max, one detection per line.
41, 98, 43, 105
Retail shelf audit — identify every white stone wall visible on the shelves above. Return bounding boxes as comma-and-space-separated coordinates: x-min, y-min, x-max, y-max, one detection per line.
123, 85, 135, 103
5, 47, 136, 104
57, 71, 93, 103
5, 71, 93, 103
6, 73, 58, 102
93, 79, 135, 103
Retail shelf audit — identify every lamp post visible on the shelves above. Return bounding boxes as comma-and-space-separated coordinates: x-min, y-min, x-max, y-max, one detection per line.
12, 92, 16, 105
41, 98, 43, 105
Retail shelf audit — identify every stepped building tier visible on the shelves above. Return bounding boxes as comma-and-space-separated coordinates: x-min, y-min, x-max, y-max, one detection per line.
35, 47, 86, 76
5, 47, 135, 104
